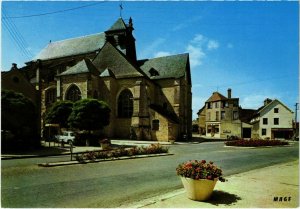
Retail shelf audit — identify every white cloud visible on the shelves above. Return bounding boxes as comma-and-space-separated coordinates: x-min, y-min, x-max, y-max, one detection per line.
186, 44, 206, 68
139, 38, 166, 59
172, 15, 202, 32
207, 40, 219, 50
186, 34, 219, 68
153, 51, 171, 58
191, 34, 206, 45
240, 94, 279, 109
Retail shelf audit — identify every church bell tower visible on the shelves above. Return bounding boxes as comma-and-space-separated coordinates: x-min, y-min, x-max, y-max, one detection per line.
104, 17, 137, 63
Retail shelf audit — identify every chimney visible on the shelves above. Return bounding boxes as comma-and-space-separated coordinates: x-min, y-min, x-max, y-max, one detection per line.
227, 88, 232, 99
11, 63, 18, 70
264, 98, 272, 106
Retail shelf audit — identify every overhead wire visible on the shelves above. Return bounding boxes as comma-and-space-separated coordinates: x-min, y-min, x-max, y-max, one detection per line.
2, 9, 33, 60
3, 1, 108, 19
3, 10, 33, 58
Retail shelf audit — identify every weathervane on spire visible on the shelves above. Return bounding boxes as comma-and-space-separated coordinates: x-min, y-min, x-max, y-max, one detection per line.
119, 2, 123, 18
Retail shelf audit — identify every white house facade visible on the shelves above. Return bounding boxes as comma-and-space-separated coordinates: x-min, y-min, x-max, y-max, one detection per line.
250, 99, 294, 139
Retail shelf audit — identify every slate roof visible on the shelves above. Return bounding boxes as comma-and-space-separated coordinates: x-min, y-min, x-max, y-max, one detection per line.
239, 108, 256, 123
106, 18, 127, 32
35, 33, 106, 60
206, 92, 227, 102
138, 53, 189, 80
100, 68, 115, 78
257, 99, 294, 115
58, 59, 98, 76
92, 42, 144, 78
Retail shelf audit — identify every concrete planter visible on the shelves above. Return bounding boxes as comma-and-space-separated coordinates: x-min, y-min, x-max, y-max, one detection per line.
180, 177, 217, 201
169, 140, 175, 144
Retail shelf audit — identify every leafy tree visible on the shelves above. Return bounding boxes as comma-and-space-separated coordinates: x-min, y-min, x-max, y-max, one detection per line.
1, 90, 39, 150
45, 100, 73, 128
68, 99, 111, 145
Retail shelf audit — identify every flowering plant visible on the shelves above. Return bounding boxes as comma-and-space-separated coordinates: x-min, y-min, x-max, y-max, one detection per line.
176, 160, 225, 182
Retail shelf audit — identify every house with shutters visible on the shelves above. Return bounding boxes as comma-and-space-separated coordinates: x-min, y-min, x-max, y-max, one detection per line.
202, 88, 242, 138
3, 17, 192, 142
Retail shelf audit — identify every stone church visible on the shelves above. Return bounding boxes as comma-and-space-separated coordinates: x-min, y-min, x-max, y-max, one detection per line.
5, 17, 192, 142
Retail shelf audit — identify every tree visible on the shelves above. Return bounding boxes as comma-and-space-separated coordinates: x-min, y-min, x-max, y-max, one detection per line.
1, 90, 39, 150
68, 99, 111, 145
44, 100, 73, 128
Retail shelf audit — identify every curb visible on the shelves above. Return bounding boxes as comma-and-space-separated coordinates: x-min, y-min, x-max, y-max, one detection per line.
224, 144, 292, 149
1, 153, 71, 160
38, 153, 174, 167
1, 149, 103, 160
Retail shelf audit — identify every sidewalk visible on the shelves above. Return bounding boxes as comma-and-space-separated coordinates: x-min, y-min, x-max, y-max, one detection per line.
124, 160, 299, 208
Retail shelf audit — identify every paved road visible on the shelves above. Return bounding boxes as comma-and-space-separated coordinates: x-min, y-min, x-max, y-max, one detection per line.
1, 141, 298, 208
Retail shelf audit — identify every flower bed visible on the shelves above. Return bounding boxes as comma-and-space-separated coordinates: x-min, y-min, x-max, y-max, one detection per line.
76, 143, 169, 162
225, 139, 289, 147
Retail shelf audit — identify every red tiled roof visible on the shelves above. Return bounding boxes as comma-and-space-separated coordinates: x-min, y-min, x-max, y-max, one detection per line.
206, 92, 227, 102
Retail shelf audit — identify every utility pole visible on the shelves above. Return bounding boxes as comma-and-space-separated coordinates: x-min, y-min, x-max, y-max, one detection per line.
295, 103, 298, 123
293, 103, 299, 140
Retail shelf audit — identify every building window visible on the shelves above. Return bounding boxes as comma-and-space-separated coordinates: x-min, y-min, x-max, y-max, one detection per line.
274, 108, 279, 113
152, 119, 159, 130
233, 100, 238, 107
222, 101, 228, 108
45, 88, 57, 105
262, 128, 266, 136
274, 118, 279, 125
66, 85, 81, 102
221, 111, 225, 120
233, 111, 239, 120
263, 118, 268, 125
207, 112, 211, 121
118, 89, 133, 118
207, 102, 211, 109
215, 102, 219, 108
216, 111, 219, 121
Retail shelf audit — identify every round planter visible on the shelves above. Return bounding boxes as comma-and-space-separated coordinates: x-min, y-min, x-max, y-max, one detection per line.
180, 176, 217, 201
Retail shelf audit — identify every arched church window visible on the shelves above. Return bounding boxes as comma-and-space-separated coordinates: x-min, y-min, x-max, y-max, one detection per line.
66, 85, 81, 102
118, 89, 133, 118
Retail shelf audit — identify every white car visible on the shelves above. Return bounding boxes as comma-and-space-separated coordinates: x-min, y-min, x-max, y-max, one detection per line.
55, 131, 76, 144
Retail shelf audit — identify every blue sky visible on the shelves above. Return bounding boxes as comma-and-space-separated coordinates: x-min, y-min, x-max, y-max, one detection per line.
1, 1, 299, 119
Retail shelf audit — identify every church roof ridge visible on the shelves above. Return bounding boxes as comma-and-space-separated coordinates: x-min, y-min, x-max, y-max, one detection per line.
47, 32, 105, 45
35, 33, 106, 61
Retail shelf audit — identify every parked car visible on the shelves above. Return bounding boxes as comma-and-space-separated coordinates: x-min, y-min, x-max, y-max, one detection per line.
55, 131, 76, 144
